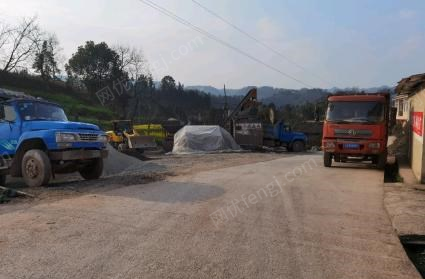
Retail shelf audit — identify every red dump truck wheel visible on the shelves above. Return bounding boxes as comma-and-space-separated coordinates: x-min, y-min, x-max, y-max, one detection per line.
377, 153, 387, 170
324, 152, 332, 167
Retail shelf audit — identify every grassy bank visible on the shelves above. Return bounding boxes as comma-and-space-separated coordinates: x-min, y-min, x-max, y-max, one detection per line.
1, 85, 116, 130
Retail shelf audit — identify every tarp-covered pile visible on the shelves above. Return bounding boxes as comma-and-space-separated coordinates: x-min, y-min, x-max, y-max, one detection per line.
172, 125, 241, 154
0, 88, 32, 101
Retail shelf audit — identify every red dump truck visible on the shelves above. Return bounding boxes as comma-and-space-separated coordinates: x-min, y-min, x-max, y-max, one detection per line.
322, 92, 394, 169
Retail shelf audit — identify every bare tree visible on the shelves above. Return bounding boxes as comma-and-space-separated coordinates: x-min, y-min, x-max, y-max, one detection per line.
113, 45, 148, 80
0, 21, 12, 51
1, 16, 43, 72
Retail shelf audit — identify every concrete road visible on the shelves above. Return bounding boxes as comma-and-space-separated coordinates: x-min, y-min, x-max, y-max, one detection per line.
0, 154, 420, 279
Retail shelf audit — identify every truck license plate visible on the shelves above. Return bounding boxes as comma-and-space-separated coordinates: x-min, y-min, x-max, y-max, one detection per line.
343, 143, 360, 149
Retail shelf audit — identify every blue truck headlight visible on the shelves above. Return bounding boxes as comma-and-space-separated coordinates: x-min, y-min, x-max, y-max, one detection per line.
98, 135, 108, 144
56, 132, 78, 143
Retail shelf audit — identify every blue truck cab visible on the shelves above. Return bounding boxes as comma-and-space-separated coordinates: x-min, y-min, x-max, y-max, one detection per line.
0, 91, 108, 187
263, 121, 308, 152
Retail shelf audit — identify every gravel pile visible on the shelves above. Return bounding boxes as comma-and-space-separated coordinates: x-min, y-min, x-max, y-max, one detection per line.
103, 144, 166, 176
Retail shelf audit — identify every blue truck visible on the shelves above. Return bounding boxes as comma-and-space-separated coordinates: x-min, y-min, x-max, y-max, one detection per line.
263, 121, 308, 152
0, 89, 108, 187
226, 88, 308, 151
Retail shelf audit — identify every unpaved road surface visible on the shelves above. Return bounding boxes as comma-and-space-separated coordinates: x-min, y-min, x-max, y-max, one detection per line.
2, 152, 284, 206
0, 153, 420, 279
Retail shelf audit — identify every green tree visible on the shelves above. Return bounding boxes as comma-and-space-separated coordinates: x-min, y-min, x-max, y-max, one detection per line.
66, 41, 125, 93
160, 75, 176, 92
177, 82, 184, 93
32, 40, 58, 80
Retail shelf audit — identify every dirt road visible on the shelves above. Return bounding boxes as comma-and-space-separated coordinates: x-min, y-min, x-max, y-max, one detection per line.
0, 153, 419, 278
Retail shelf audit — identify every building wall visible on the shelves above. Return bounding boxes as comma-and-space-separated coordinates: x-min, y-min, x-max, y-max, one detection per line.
409, 89, 425, 182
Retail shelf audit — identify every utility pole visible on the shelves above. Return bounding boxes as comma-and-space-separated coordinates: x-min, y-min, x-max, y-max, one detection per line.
223, 84, 229, 119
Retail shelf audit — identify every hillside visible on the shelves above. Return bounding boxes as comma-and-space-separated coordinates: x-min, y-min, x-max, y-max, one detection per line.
187, 85, 328, 107
0, 72, 117, 129
187, 85, 394, 107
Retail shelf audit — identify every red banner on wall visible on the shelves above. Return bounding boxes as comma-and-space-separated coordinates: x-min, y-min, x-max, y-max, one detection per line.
412, 112, 423, 136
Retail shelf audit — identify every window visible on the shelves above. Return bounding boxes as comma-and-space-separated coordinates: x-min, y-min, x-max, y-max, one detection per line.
0, 104, 17, 122
17, 102, 67, 122
326, 101, 385, 123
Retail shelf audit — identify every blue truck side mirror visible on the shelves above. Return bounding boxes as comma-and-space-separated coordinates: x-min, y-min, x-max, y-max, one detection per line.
0, 105, 5, 120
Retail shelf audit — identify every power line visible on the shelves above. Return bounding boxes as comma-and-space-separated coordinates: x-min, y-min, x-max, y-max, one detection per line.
191, 0, 332, 87
138, 0, 314, 88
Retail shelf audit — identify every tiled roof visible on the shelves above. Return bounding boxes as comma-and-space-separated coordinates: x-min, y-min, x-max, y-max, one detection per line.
396, 73, 425, 96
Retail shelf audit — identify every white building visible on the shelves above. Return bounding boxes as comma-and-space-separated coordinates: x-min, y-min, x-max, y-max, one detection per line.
395, 73, 425, 182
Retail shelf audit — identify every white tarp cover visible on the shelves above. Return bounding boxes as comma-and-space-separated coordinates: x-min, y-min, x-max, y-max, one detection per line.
172, 125, 241, 154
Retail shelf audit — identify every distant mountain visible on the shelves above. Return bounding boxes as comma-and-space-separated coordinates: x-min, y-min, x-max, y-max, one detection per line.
186, 85, 394, 107
328, 86, 394, 94
186, 85, 256, 97
261, 88, 328, 106
186, 85, 328, 107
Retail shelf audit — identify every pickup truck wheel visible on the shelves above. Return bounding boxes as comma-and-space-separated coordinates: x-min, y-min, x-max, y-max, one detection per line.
324, 152, 332, 167
0, 175, 6, 186
292, 141, 305, 152
79, 158, 103, 180
22, 149, 52, 187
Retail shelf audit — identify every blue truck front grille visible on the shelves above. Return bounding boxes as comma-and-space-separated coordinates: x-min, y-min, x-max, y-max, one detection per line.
78, 133, 99, 142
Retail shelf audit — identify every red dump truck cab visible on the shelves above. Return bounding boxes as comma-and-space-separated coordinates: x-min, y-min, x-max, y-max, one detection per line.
322, 93, 391, 169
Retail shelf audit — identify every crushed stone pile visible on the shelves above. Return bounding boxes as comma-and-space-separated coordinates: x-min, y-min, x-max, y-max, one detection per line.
103, 144, 165, 176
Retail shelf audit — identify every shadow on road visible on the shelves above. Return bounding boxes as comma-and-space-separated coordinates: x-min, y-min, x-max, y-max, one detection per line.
330, 162, 382, 171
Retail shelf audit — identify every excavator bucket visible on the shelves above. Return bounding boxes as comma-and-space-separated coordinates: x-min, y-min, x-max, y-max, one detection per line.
127, 135, 157, 150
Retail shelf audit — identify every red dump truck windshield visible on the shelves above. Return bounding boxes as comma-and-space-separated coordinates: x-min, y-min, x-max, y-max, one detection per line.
326, 101, 385, 124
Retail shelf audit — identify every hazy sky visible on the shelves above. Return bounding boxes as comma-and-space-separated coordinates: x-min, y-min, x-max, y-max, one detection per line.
1, 0, 424, 89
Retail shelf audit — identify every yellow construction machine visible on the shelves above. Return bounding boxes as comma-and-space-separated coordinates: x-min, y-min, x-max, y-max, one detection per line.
106, 120, 157, 153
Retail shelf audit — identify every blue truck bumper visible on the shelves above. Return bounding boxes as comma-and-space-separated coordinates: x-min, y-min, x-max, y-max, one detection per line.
49, 149, 108, 161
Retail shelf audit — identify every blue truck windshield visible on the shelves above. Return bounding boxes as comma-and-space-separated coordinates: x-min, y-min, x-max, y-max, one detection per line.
326, 101, 385, 123
18, 102, 68, 121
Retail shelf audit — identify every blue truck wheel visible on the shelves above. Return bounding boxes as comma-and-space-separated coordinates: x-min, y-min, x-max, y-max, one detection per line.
21, 149, 52, 187
292, 141, 305, 152
79, 158, 103, 180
